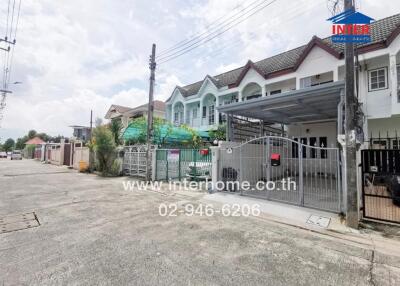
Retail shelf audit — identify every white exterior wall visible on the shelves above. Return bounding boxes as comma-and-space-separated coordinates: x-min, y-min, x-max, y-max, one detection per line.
295, 47, 339, 89
165, 35, 400, 133
287, 121, 338, 148
361, 55, 392, 119
368, 118, 400, 138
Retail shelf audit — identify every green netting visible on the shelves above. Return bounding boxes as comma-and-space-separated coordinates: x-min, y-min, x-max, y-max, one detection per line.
122, 123, 209, 144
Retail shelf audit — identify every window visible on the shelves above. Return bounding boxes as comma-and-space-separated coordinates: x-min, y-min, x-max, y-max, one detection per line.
309, 137, 317, 158
368, 67, 387, 91
270, 89, 281, 95
300, 138, 307, 158
174, 112, 179, 123
202, 106, 207, 118
246, 94, 262, 100
192, 108, 198, 119
300, 77, 312, 89
292, 138, 299, 158
372, 140, 387, 149
208, 105, 215, 125
392, 139, 399, 150
319, 137, 327, 159
179, 111, 184, 124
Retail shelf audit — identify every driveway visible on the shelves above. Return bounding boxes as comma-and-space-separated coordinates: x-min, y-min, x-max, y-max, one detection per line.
1, 159, 400, 285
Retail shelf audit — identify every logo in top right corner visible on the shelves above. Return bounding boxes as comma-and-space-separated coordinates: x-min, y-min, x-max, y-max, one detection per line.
327, 9, 374, 43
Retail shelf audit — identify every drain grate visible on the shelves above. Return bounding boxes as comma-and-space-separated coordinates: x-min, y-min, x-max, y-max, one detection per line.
0, 212, 40, 234
306, 214, 331, 228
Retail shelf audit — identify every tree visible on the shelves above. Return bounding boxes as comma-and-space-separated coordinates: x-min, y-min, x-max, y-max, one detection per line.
93, 126, 116, 176
28, 130, 37, 139
109, 119, 122, 145
209, 124, 226, 142
36, 133, 51, 142
3, 138, 15, 152
15, 137, 27, 150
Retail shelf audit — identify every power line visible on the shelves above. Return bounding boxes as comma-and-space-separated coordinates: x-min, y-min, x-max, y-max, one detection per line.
158, 0, 268, 57
190, 0, 323, 63
6, 0, 21, 86
158, 0, 323, 66
0, 0, 22, 127
157, 0, 278, 62
157, 0, 279, 64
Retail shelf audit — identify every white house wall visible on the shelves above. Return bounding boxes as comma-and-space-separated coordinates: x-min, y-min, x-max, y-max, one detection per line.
368, 117, 400, 138
287, 121, 337, 148
295, 46, 339, 88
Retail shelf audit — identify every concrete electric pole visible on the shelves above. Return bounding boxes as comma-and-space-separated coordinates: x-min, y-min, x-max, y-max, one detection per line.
344, 0, 358, 228
146, 44, 156, 181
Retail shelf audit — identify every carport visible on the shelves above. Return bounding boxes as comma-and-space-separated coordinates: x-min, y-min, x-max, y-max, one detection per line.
218, 81, 345, 128
216, 81, 346, 213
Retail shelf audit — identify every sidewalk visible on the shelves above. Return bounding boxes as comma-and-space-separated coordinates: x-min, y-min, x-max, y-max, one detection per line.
167, 187, 400, 258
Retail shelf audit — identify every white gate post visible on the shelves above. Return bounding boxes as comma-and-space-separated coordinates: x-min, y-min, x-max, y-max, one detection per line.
210, 146, 220, 192
151, 147, 157, 181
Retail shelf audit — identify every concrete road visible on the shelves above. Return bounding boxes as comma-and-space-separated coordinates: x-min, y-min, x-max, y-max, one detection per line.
1, 159, 400, 286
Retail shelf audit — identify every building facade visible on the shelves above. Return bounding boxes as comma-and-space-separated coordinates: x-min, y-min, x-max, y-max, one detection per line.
105, 101, 166, 129
165, 14, 400, 147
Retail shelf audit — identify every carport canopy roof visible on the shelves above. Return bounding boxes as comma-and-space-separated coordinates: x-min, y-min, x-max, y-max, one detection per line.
218, 81, 345, 124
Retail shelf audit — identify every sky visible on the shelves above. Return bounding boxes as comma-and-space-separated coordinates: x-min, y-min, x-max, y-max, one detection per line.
0, 0, 399, 142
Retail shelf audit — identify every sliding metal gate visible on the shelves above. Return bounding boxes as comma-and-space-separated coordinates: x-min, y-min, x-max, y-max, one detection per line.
155, 149, 212, 181
219, 136, 342, 212
123, 145, 154, 178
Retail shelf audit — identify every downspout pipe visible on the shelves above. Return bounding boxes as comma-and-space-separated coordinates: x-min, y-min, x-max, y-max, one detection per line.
337, 89, 345, 135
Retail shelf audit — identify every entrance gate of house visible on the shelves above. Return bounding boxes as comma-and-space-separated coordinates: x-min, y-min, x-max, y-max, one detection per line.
218, 136, 342, 213
123, 145, 154, 178
361, 149, 400, 224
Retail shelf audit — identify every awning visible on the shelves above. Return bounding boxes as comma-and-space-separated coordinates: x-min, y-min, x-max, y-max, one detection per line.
123, 124, 209, 144
218, 81, 345, 124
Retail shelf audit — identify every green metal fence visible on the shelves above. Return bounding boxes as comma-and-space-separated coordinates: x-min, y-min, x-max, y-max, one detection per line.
155, 149, 212, 181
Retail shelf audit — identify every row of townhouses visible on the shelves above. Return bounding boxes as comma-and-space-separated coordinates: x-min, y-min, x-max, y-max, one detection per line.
165, 13, 400, 150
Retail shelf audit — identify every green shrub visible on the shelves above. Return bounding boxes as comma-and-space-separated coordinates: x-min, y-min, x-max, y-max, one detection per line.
110, 159, 121, 176
93, 126, 116, 176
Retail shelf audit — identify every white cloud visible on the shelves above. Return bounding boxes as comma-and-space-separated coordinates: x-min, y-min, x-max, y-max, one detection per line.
215, 62, 241, 74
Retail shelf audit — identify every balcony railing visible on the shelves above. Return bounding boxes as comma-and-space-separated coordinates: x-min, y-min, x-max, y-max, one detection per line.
202, 117, 215, 126
186, 117, 200, 128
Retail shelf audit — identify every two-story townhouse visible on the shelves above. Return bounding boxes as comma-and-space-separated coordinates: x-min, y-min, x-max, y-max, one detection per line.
165, 13, 400, 150
105, 101, 166, 129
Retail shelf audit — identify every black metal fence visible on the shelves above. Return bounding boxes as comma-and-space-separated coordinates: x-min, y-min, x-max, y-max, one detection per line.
361, 149, 400, 224
367, 132, 400, 150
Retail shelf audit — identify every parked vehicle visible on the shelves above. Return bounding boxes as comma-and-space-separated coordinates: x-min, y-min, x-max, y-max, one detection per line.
10, 150, 22, 160
0, 151, 7, 158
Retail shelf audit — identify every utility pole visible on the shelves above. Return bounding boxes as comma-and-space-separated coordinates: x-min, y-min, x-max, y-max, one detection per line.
90, 110, 93, 141
344, 0, 358, 228
89, 109, 94, 172
146, 44, 156, 181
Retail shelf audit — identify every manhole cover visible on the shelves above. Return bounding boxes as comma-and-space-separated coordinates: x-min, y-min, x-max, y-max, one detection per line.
0, 212, 40, 234
306, 214, 331, 228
